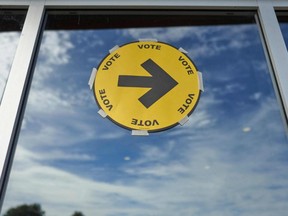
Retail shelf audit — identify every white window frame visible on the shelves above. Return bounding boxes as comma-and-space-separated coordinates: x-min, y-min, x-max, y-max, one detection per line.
1, 0, 288, 209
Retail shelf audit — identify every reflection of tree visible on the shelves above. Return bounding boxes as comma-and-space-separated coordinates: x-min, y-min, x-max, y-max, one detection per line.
71, 211, 85, 216
3, 203, 45, 216
3, 204, 85, 216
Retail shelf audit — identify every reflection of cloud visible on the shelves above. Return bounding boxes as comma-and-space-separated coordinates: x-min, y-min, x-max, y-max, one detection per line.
39, 31, 74, 65
250, 92, 262, 101
4, 94, 287, 216
5, 94, 288, 216
21, 43, 97, 147
20, 31, 124, 149
0, 32, 21, 101
3, 26, 288, 216
225, 83, 246, 93
32, 31, 74, 87
123, 27, 197, 42
125, 161, 189, 177
117, 96, 288, 215
123, 25, 255, 59
11, 146, 95, 169
4, 148, 153, 216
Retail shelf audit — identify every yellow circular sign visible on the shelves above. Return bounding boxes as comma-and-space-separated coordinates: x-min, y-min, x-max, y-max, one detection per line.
93, 41, 202, 132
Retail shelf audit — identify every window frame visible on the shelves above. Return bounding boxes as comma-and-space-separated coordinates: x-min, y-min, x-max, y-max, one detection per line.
1, 0, 288, 212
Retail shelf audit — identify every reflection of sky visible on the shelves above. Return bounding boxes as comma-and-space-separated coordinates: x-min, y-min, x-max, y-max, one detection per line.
280, 21, 288, 48
2, 17, 288, 216
0, 32, 21, 103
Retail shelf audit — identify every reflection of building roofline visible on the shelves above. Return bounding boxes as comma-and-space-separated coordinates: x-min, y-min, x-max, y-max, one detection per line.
45, 10, 257, 30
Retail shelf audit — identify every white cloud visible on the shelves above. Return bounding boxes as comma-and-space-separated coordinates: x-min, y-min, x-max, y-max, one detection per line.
3, 83, 288, 216
122, 25, 256, 59
124, 161, 189, 177
39, 31, 74, 65
225, 83, 246, 93
123, 27, 198, 43
35, 150, 95, 161
19, 31, 124, 150
250, 92, 262, 100
114, 96, 288, 215
3, 146, 155, 216
0, 32, 21, 101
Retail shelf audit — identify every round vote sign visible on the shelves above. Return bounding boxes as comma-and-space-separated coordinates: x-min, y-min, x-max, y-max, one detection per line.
92, 40, 203, 133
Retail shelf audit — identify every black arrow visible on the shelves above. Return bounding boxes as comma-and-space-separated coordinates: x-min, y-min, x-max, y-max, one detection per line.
118, 58, 178, 108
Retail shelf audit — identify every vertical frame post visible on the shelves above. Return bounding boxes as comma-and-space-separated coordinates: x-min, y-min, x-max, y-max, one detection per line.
0, 0, 45, 208
258, 0, 288, 123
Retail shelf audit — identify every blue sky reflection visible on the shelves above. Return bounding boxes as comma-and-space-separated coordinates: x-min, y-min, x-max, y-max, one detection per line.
280, 20, 288, 48
0, 32, 21, 103
2, 16, 288, 216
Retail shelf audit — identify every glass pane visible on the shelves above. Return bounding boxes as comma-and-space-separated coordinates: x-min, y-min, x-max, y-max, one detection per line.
2, 11, 288, 216
278, 13, 288, 49
0, 10, 26, 104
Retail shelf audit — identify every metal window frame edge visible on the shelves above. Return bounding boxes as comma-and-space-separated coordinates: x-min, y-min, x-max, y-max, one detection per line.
257, 0, 288, 127
0, 0, 260, 9
0, 0, 45, 211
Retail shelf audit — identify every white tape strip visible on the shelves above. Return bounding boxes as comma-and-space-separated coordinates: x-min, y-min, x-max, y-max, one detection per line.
88, 68, 97, 90
109, 45, 120, 53
179, 116, 189, 126
198, 71, 204, 92
138, 38, 158, 42
179, 47, 188, 54
98, 109, 107, 118
132, 130, 149, 136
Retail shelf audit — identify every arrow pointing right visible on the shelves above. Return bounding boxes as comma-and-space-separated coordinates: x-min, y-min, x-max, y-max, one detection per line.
118, 59, 178, 108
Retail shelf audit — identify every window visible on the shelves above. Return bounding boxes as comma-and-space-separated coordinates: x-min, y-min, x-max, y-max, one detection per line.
0, 10, 26, 104
1, 10, 288, 216
277, 12, 288, 49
